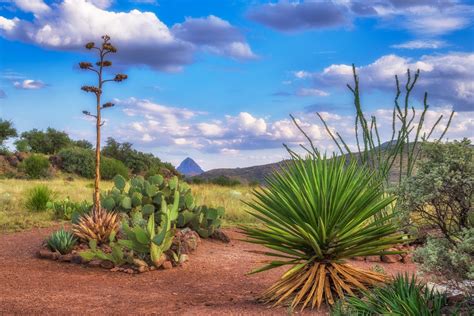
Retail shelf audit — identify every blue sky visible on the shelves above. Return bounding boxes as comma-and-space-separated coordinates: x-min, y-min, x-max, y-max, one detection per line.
0, 0, 473, 170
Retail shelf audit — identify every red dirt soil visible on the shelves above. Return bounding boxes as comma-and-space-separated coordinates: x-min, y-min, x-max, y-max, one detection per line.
0, 228, 417, 315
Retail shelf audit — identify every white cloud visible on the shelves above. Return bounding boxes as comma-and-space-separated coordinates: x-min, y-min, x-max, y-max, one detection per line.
296, 88, 329, 97
0, 0, 254, 71
13, 79, 46, 89
172, 15, 256, 59
12, 0, 50, 15
391, 39, 447, 49
299, 52, 474, 111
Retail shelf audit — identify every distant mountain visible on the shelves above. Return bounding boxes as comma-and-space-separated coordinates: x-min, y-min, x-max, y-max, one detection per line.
196, 143, 418, 184
196, 160, 285, 184
177, 157, 204, 176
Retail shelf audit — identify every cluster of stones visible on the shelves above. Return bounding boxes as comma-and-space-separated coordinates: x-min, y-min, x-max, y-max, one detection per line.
38, 228, 201, 274
352, 245, 414, 264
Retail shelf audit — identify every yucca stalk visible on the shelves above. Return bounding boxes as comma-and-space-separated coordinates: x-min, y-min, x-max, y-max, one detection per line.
242, 155, 406, 309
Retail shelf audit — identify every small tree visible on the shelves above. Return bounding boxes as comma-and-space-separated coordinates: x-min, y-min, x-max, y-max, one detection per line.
0, 118, 17, 147
79, 35, 127, 210
398, 139, 473, 243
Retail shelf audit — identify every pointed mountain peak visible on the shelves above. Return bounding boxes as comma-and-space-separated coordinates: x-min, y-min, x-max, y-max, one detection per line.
177, 157, 204, 176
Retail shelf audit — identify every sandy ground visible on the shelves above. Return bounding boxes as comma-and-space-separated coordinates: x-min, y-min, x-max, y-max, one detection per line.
0, 228, 417, 315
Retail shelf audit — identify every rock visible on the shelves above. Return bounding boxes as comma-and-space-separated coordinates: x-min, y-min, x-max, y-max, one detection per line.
402, 253, 413, 264
38, 249, 54, 260
58, 254, 72, 262
133, 258, 148, 267
150, 266, 156, 271
381, 254, 403, 263
210, 229, 231, 243
15, 152, 27, 162
6, 155, 19, 167
88, 259, 102, 268
153, 254, 167, 268
174, 229, 201, 254
179, 254, 189, 264
51, 252, 60, 260
100, 260, 114, 269
447, 293, 465, 304
71, 255, 83, 264
125, 268, 134, 274
162, 261, 173, 270
110, 267, 120, 272
138, 266, 149, 273
352, 256, 366, 261
366, 256, 381, 262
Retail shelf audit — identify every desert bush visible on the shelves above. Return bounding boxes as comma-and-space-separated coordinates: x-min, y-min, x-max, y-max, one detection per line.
58, 147, 95, 178
100, 157, 129, 180
414, 228, 474, 290
242, 156, 405, 309
331, 274, 448, 316
22, 154, 50, 179
102, 137, 179, 176
46, 228, 77, 254
58, 146, 129, 179
47, 198, 92, 221
25, 185, 54, 212
398, 139, 473, 243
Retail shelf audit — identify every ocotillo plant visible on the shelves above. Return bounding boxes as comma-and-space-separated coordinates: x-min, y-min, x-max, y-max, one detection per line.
79, 35, 128, 210
289, 65, 453, 186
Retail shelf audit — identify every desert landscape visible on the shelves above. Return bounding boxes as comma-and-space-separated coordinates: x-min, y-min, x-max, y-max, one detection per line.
0, 0, 473, 315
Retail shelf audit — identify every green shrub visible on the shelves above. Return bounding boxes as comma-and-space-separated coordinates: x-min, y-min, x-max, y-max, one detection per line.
46, 198, 92, 221
58, 147, 129, 179
100, 157, 129, 180
331, 274, 449, 316
22, 154, 50, 178
46, 228, 77, 254
25, 185, 54, 212
414, 228, 474, 285
58, 147, 95, 178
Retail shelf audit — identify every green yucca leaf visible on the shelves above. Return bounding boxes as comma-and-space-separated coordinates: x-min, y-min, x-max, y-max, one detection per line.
243, 155, 406, 268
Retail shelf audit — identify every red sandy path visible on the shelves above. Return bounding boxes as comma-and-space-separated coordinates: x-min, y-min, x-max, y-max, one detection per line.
0, 228, 416, 315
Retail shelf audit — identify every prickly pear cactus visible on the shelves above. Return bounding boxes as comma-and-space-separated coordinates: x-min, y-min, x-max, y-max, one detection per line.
101, 174, 225, 238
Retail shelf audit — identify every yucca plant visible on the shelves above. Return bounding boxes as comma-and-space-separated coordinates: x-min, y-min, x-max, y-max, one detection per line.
72, 207, 120, 243
47, 228, 77, 254
242, 155, 406, 310
331, 274, 449, 316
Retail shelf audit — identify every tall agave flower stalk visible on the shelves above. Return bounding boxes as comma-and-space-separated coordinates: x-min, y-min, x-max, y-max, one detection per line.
79, 35, 128, 211
242, 155, 406, 309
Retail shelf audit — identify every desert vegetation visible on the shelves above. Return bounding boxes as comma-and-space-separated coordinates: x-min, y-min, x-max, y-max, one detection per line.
0, 36, 472, 315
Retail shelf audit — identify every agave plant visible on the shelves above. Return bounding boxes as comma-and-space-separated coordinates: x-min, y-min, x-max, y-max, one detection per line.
242, 155, 406, 310
72, 207, 120, 243
331, 274, 449, 315
47, 228, 77, 254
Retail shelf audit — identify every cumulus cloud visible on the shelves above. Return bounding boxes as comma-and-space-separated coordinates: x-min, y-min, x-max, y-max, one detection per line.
13, 79, 46, 89
172, 15, 256, 59
0, 0, 254, 71
391, 40, 447, 49
297, 52, 474, 111
12, 0, 50, 14
248, 0, 473, 35
113, 97, 473, 157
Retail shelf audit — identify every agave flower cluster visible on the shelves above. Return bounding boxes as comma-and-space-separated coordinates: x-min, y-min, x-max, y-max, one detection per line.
243, 155, 406, 309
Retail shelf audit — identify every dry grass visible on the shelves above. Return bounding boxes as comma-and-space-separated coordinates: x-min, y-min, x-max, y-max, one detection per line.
0, 178, 255, 233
